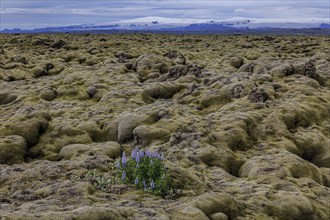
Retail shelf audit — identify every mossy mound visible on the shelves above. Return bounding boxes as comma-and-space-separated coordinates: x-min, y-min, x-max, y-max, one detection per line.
0, 135, 27, 164
132, 54, 173, 81
59, 142, 121, 160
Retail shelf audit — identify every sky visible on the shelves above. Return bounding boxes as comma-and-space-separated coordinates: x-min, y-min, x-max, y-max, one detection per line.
1, 0, 329, 29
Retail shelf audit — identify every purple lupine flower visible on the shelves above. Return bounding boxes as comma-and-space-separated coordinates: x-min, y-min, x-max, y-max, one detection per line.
145, 147, 150, 157
139, 150, 144, 158
132, 146, 139, 159
150, 180, 155, 189
131, 149, 136, 159
134, 178, 139, 185
122, 151, 127, 167
121, 172, 126, 180
142, 179, 147, 189
135, 152, 140, 163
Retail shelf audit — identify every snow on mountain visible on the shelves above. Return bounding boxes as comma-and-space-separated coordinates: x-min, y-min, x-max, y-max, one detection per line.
101, 16, 211, 30
2, 16, 329, 33
103, 16, 328, 29
103, 16, 253, 29
243, 18, 329, 28
105, 16, 210, 26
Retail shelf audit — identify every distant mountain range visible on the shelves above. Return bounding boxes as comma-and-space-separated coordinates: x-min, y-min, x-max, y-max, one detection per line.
1, 16, 329, 34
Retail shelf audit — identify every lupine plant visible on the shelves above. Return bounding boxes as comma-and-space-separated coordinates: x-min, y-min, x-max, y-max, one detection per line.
116, 146, 169, 196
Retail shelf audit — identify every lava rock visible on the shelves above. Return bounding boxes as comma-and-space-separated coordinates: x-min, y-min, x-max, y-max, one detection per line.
59, 142, 121, 160
249, 89, 268, 103
0, 135, 27, 164
228, 57, 244, 69
305, 61, 316, 78
168, 64, 203, 79
87, 86, 98, 98
132, 54, 172, 81
40, 88, 57, 101
51, 39, 66, 49
164, 50, 186, 64
0, 92, 17, 105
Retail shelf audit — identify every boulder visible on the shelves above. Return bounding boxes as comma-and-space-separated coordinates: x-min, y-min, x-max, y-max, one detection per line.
87, 86, 98, 98
133, 125, 171, 146
168, 64, 203, 79
0, 135, 27, 164
0, 92, 17, 105
228, 57, 243, 68
239, 150, 323, 184
51, 39, 66, 49
31, 38, 51, 46
238, 63, 254, 73
132, 54, 172, 81
199, 89, 232, 108
117, 112, 157, 143
294, 129, 330, 168
173, 206, 209, 220
270, 64, 295, 77
2, 117, 49, 147
265, 191, 314, 220
249, 89, 268, 103
141, 83, 185, 103
164, 50, 186, 65
39, 88, 57, 101
210, 212, 228, 220
13, 56, 28, 64
59, 142, 121, 160
115, 51, 134, 62
191, 192, 238, 218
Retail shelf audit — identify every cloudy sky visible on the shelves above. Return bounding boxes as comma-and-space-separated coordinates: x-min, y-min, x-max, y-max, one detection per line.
1, 0, 329, 29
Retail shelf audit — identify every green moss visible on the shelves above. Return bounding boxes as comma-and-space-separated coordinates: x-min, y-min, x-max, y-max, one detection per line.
0, 135, 27, 164
141, 83, 185, 103
199, 90, 232, 108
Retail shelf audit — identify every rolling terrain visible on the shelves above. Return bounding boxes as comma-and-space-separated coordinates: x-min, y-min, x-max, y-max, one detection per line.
0, 33, 329, 219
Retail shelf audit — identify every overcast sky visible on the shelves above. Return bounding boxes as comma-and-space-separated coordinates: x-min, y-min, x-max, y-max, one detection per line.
1, 0, 329, 29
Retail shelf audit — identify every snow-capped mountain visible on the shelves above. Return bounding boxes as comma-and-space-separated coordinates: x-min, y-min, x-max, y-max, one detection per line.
1, 16, 329, 33
107, 16, 210, 27
102, 16, 253, 29
102, 16, 328, 29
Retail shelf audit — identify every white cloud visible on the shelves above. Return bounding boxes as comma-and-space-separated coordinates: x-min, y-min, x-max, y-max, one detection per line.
1, 7, 51, 14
